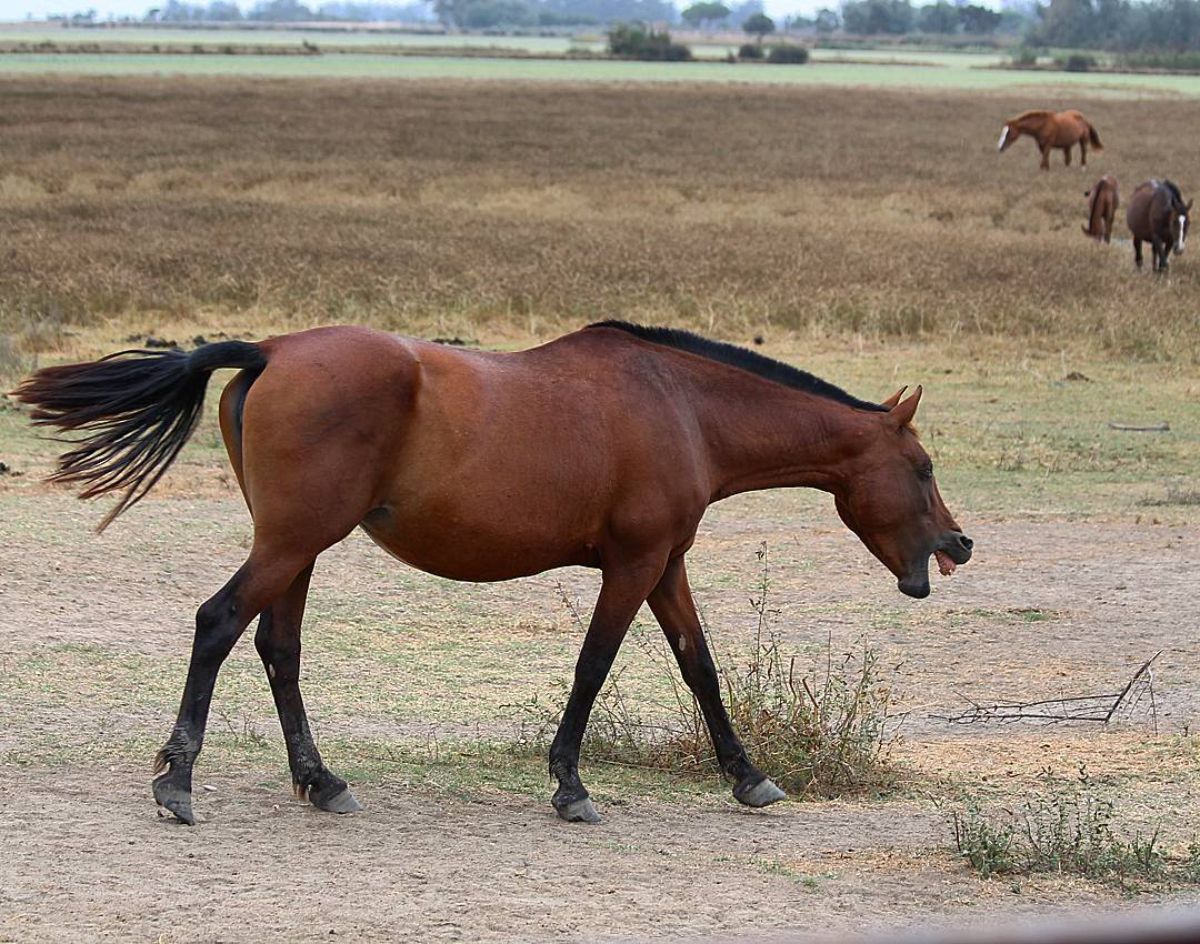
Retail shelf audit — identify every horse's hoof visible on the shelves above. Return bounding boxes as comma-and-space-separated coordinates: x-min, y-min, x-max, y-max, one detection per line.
311, 786, 363, 815
153, 778, 196, 826
734, 776, 786, 809
556, 796, 602, 823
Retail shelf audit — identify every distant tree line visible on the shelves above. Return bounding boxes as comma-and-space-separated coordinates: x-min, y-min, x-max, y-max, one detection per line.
1029, 0, 1200, 51
146, 0, 432, 21
95, 0, 1200, 53
806, 0, 1020, 37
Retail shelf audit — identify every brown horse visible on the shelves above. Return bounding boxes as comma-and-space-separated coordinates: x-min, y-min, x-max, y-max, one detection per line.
1082, 175, 1119, 243
997, 110, 1103, 170
1126, 179, 1192, 272
14, 322, 972, 826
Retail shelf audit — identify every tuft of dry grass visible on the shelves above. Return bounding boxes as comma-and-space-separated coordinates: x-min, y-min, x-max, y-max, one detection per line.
512, 544, 899, 798
1, 76, 1199, 360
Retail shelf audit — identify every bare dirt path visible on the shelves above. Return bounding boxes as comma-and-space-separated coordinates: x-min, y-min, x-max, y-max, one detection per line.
2, 490, 1198, 942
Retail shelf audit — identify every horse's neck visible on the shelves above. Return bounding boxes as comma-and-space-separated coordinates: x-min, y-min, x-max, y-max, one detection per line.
686, 375, 871, 501
1020, 116, 1047, 138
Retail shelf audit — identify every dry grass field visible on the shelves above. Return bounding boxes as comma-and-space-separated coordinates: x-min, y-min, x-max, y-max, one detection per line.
2, 76, 1200, 360
2, 76, 1200, 942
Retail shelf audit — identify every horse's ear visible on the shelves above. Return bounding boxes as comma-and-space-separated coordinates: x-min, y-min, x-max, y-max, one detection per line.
881, 386, 907, 409
887, 385, 923, 429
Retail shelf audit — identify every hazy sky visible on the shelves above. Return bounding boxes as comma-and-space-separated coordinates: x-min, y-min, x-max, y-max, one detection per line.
0, 0, 999, 23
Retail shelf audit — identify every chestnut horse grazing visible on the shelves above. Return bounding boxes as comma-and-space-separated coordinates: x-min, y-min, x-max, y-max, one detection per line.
1083, 175, 1119, 243
997, 109, 1103, 170
15, 322, 972, 826
1126, 179, 1192, 272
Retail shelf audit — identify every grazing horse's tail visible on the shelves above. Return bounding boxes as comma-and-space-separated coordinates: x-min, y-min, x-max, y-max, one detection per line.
1087, 123, 1103, 150
13, 341, 267, 531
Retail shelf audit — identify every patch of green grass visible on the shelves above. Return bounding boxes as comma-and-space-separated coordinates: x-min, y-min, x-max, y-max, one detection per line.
949, 766, 1200, 889
4, 50, 1200, 95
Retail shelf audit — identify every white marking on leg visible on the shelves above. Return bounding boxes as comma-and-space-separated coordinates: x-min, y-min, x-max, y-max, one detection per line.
997, 126, 1009, 151
268, 663, 276, 679
1179, 215, 1187, 251
678, 635, 687, 653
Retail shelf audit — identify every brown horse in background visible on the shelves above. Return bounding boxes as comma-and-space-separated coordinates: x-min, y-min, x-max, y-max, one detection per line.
998, 110, 1103, 170
15, 323, 972, 827
1082, 175, 1119, 243
1126, 179, 1192, 272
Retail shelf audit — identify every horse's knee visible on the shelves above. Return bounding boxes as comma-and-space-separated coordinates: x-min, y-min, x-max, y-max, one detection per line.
194, 591, 243, 664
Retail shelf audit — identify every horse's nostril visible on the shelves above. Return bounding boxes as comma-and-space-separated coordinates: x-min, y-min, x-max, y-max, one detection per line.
958, 534, 974, 551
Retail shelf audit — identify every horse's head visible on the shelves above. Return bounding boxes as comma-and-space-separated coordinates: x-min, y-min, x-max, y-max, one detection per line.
1171, 198, 1192, 255
997, 121, 1019, 152
832, 387, 972, 598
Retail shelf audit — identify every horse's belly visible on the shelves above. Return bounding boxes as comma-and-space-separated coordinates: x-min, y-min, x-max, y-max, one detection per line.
358, 504, 599, 583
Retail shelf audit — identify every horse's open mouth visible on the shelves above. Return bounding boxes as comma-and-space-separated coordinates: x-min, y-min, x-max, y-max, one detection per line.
934, 549, 957, 576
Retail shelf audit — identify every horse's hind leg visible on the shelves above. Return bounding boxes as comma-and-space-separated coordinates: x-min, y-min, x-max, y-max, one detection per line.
647, 556, 783, 809
1063, 145, 1072, 167
153, 547, 313, 825
549, 556, 666, 823
254, 564, 361, 814
1134, 238, 1144, 268
1079, 138, 1088, 167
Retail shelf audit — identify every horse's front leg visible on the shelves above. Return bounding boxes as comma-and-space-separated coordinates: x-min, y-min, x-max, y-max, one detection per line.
255, 563, 361, 815
1134, 238, 1144, 268
1151, 236, 1166, 272
549, 556, 666, 823
1040, 143, 1051, 170
647, 556, 784, 809
1063, 145, 1072, 167
153, 549, 310, 825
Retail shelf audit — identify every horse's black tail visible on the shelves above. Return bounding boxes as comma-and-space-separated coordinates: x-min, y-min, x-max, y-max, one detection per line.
1088, 124, 1103, 150
13, 340, 267, 531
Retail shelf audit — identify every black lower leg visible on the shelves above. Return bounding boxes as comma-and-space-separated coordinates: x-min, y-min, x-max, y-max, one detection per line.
254, 565, 359, 814
648, 557, 783, 809
153, 572, 250, 825
547, 563, 663, 822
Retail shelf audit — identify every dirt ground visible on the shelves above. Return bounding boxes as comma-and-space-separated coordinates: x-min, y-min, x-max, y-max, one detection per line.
2, 482, 1198, 942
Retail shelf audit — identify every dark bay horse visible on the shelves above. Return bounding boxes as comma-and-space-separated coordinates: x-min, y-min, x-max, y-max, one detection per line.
998, 110, 1102, 171
15, 322, 972, 826
1126, 179, 1192, 272
1083, 175, 1119, 243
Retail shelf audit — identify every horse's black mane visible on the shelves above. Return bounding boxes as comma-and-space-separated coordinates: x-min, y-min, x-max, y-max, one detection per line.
1163, 179, 1185, 207
587, 320, 887, 412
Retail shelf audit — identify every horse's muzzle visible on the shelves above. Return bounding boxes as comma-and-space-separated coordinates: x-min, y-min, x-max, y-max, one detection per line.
938, 530, 974, 566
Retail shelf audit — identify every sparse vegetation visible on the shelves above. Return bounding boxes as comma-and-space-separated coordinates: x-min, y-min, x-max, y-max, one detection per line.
950, 767, 1200, 888
766, 43, 810, 64
513, 544, 898, 798
606, 23, 692, 61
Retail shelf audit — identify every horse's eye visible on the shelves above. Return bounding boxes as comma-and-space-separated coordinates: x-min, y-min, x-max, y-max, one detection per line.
918, 465, 934, 480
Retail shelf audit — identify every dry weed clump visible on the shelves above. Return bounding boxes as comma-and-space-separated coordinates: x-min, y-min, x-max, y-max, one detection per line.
512, 544, 899, 798
1, 77, 1199, 359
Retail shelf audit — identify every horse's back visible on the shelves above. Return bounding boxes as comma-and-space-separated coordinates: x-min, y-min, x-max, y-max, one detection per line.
1126, 180, 1160, 235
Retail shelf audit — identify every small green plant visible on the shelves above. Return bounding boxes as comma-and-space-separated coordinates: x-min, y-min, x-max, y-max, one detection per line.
767, 44, 810, 64
949, 767, 1200, 888
951, 800, 1018, 878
